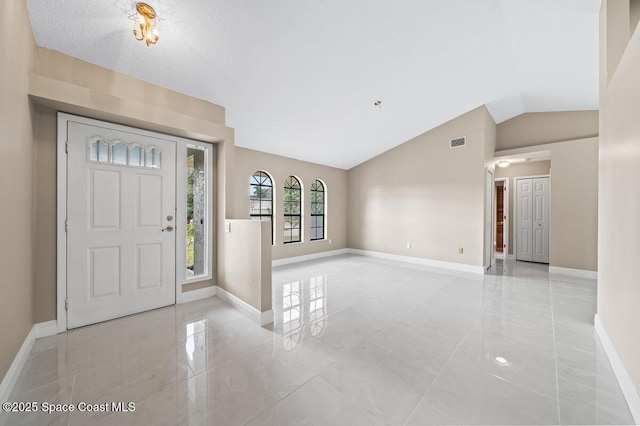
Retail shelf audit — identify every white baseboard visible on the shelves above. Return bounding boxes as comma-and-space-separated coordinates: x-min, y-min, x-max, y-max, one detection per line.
347, 249, 485, 275
215, 286, 273, 326
272, 248, 349, 267
180, 286, 216, 304
0, 326, 35, 403
595, 314, 640, 424
34, 321, 58, 339
549, 266, 597, 280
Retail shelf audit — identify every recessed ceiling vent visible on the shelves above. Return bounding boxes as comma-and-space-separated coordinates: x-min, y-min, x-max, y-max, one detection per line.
450, 136, 466, 148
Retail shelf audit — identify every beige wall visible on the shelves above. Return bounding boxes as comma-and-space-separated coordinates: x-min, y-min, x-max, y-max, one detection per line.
548, 139, 599, 272
348, 106, 494, 268
496, 138, 599, 271
495, 161, 551, 255
234, 147, 348, 260
599, 0, 640, 407
33, 107, 57, 322
0, 0, 37, 382
632, 0, 640, 35
600, 0, 630, 94
496, 111, 598, 151
223, 220, 272, 312
35, 49, 226, 126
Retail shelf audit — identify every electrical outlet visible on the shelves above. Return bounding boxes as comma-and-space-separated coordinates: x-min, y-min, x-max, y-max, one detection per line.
458, 247, 464, 254
225, 221, 231, 233
328, 238, 332, 244
406, 243, 411, 249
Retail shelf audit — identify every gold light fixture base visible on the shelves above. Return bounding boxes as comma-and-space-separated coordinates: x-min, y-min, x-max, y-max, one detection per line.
136, 3, 156, 20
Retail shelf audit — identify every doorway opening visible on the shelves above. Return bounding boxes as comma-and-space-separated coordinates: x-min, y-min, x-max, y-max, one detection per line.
494, 178, 508, 259
493, 153, 550, 263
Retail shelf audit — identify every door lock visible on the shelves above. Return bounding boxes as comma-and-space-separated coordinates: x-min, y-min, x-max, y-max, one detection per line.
166, 215, 174, 221
162, 225, 174, 232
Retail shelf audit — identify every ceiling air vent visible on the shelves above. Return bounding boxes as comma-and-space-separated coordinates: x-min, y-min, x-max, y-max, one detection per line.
450, 136, 466, 148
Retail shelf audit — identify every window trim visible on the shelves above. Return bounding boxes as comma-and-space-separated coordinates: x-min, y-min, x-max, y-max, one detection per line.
310, 179, 326, 241
283, 175, 303, 244
249, 170, 275, 246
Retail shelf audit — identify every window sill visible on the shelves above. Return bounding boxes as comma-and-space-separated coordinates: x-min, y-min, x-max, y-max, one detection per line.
182, 273, 213, 286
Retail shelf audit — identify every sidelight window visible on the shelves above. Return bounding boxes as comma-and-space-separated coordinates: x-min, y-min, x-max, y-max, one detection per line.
186, 147, 207, 278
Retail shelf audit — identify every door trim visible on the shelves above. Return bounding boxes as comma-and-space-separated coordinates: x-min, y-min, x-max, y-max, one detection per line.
485, 169, 494, 270
494, 178, 509, 257
513, 174, 550, 264
57, 113, 210, 332
176, 141, 215, 286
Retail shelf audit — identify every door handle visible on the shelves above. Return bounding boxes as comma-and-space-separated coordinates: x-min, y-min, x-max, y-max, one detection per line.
162, 226, 174, 232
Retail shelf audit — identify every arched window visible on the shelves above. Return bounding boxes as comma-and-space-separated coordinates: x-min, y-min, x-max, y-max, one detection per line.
283, 176, 302, 244
250, 171, 274, 245
310, 180, 325, 241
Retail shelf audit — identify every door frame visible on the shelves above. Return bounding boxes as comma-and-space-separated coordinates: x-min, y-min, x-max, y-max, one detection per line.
494, 178, 509, 258
56, 113, 213, 332
513, 174, 550, 263
484, 169, 494, 270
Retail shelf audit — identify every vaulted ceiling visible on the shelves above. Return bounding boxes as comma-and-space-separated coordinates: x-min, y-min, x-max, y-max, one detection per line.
26, 0, 600, 169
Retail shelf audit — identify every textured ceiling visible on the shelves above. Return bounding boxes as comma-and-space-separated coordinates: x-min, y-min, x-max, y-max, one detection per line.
26, 0, 600, 169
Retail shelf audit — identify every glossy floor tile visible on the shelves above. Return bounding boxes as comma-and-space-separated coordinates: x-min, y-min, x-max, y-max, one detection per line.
1, 255, 635, 425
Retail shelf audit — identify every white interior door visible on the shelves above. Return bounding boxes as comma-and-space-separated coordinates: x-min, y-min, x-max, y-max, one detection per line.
532, 177, 550, 263
516, 178, 533, 261
516, 177, 549, 263
66, 121, 176, 328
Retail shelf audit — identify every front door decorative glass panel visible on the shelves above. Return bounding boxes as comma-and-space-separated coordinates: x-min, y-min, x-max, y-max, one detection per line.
186, 147, 207, 277
87, 137, 161, 169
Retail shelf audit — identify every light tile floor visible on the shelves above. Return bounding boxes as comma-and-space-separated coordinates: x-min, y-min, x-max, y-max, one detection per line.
1, 255, 635, 425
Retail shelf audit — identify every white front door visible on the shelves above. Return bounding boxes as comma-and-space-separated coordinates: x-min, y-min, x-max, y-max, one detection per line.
66, 121, 176, 328
516, 177, 549, 263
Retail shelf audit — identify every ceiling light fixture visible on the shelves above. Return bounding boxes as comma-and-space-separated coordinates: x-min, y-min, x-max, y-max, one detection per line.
131, 3, 159, 46
497, 160, 510, 168
495, 356, 508, 365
